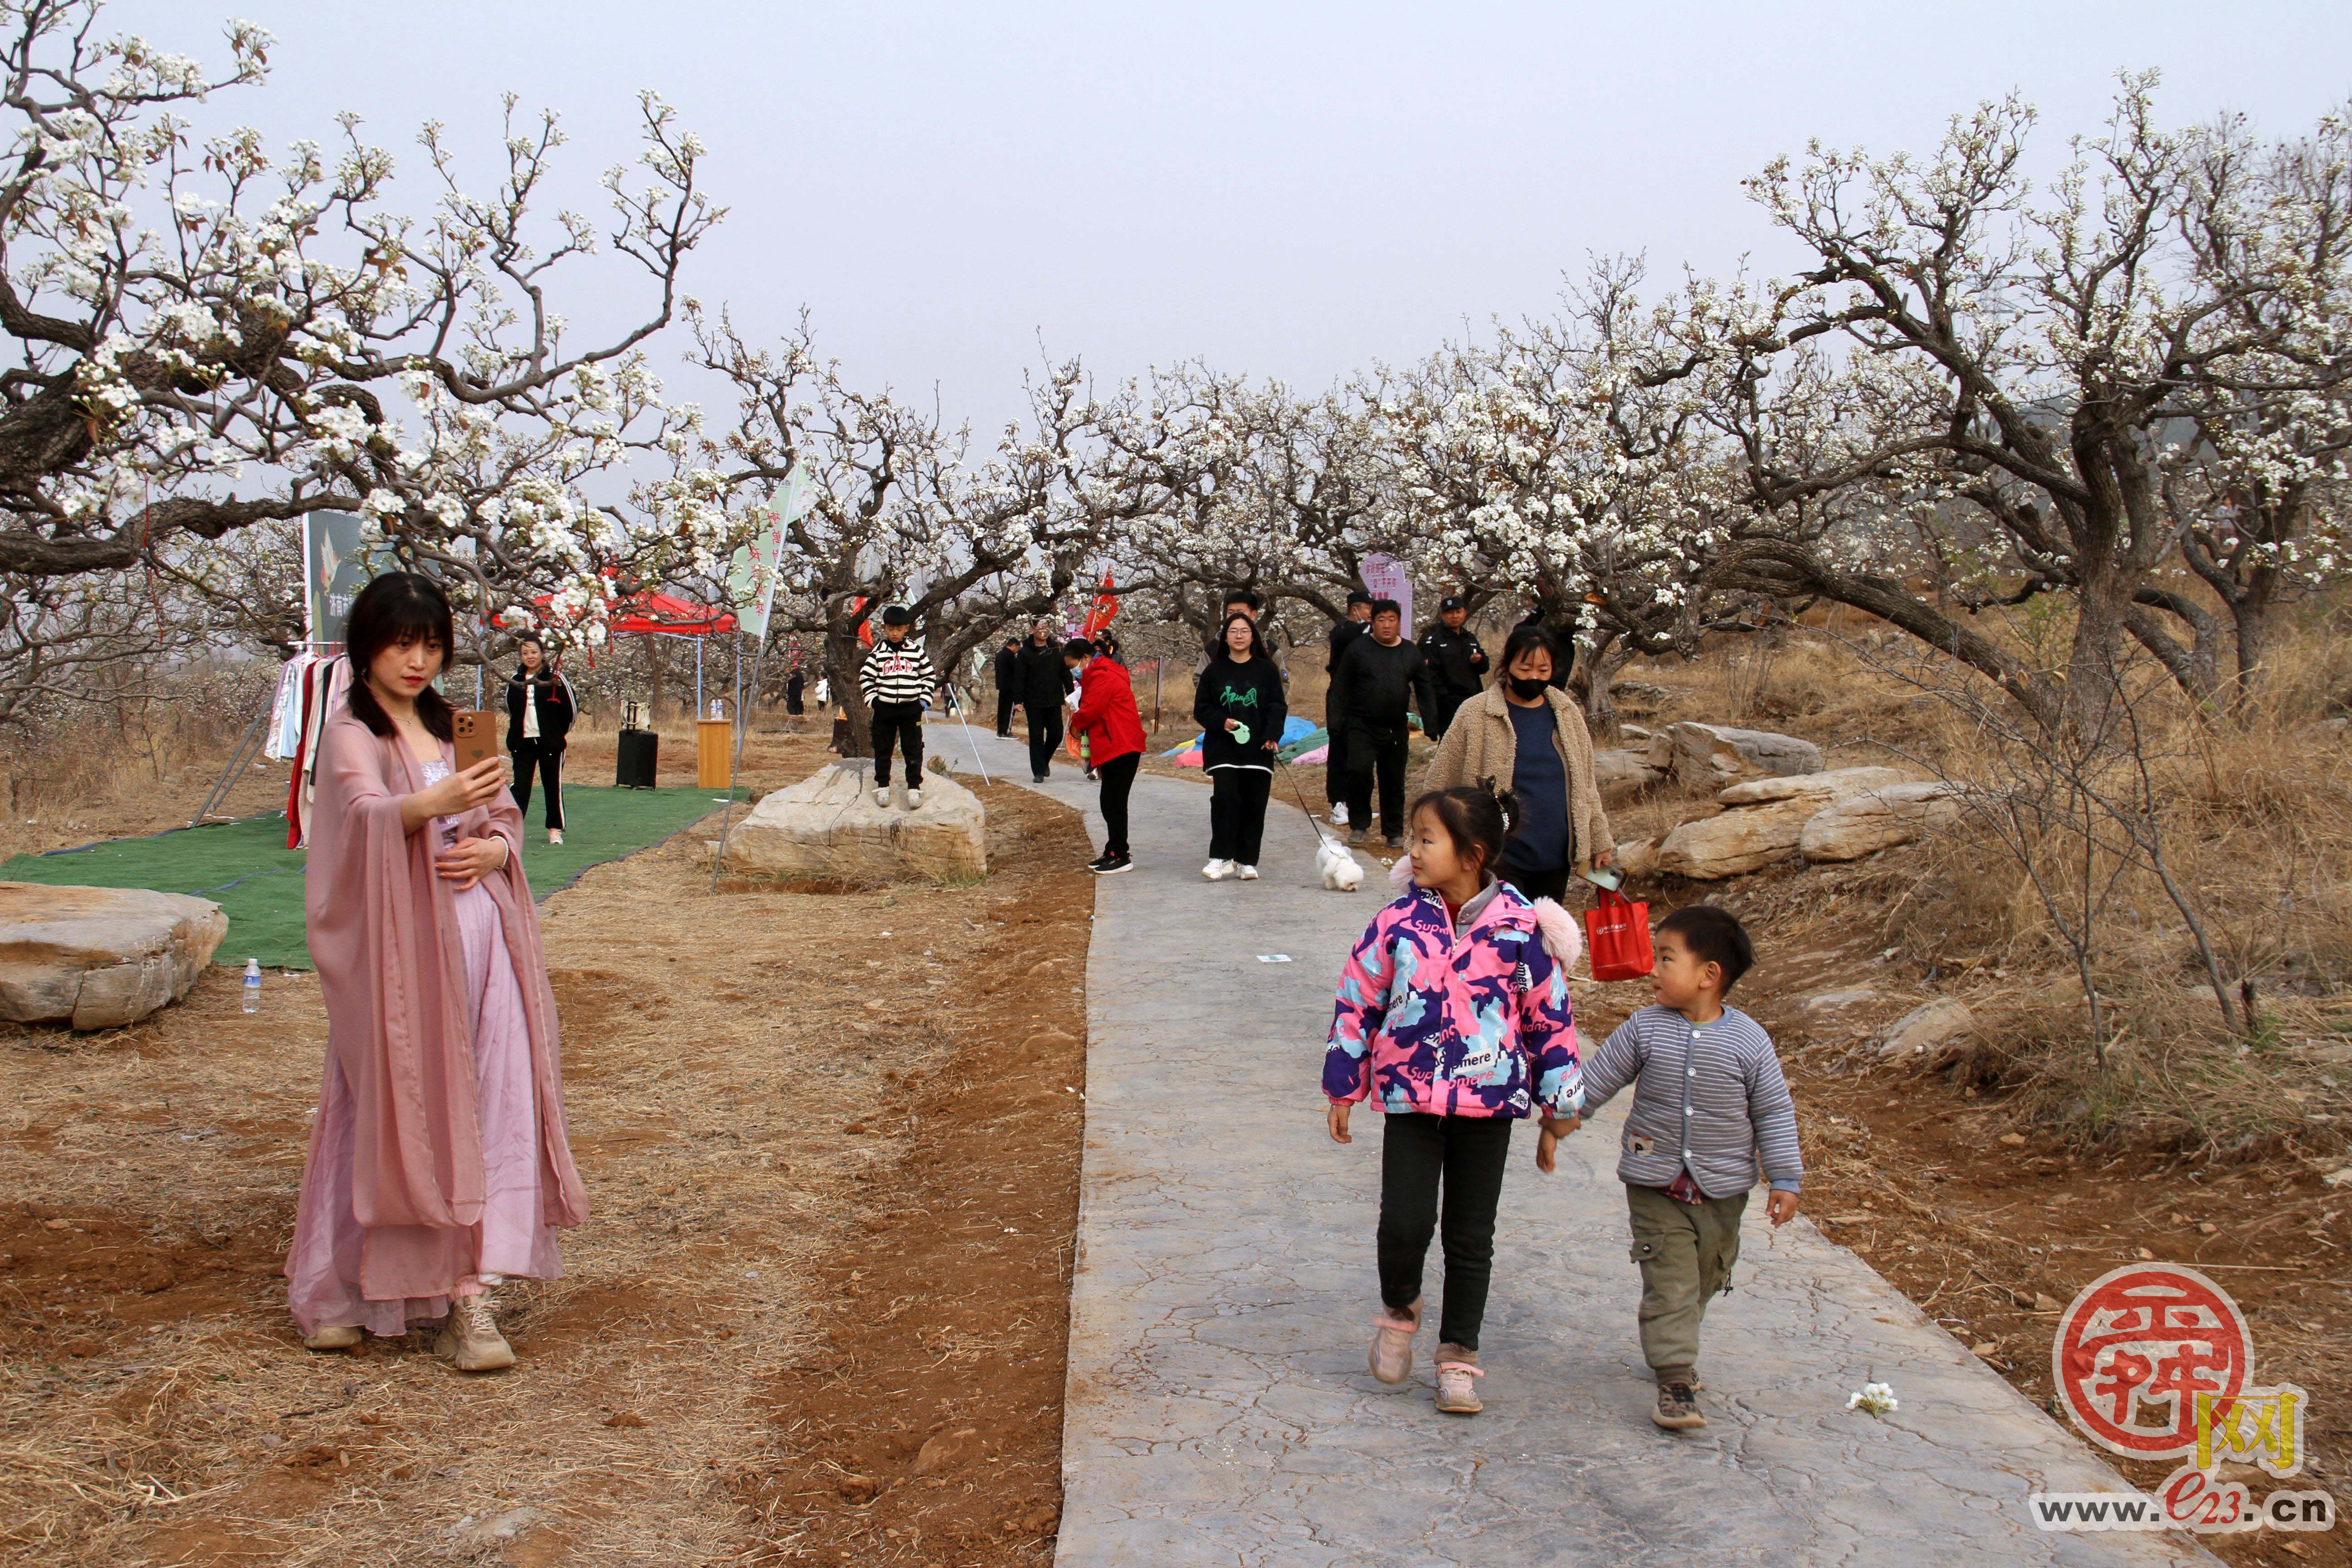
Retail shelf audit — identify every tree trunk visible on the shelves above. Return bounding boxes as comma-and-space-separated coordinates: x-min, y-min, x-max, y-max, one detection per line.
827, 627, 870, 759
2065, 575, 2135, 740
2229, 572, 2282, 702
1574, 632, 1627, 742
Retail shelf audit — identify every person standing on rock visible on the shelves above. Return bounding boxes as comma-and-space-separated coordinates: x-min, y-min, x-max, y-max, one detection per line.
1329, 598, 1431, 849
1323, 786, 1584, 1416
1067, 637, 1147, 874
286, 571, 588, 1373
1015, 620, 1074, 783
1194, 611, 1286, 882
1418, 624, 1614, 902
1564, 905, 1802, 1433
992, 637, 1020, 737
1416, 595, 1488, 740
1324, 590, 1373, 830
505, 633, 573, 846
859, 605, 939, 809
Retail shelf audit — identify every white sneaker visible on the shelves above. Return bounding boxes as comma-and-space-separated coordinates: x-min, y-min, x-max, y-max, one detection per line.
906, 788, 923, 809
547, 828, 563, 846
1330, 804, 1349, 828
873, 787, 890, 808
1236, 864, 1259, 880
1202, 859, 1234, 881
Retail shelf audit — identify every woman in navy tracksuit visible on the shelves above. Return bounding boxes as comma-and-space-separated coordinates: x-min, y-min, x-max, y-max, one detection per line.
1193, 612, 1286, 880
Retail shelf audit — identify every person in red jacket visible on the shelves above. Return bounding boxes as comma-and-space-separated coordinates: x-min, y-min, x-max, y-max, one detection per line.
1064, 636, 1147, 874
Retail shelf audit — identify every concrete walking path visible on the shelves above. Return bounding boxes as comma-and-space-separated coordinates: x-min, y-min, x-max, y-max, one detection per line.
945, 730, 2212, 1567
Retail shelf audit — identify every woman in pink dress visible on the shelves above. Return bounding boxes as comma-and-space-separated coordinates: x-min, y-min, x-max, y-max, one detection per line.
284, 572, 588, 1372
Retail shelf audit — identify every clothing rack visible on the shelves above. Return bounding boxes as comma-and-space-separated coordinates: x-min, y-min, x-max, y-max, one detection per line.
188, 705, 271, 827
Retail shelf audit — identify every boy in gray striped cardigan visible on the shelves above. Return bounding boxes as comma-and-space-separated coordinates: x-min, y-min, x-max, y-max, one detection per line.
1564, 905, 1802, 1432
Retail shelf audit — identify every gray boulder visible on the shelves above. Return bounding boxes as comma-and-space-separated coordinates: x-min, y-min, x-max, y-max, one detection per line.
1592, 748, 1667, 802
1666, 722, 1824, 789
717, 760, 986, 882
0, 882, 228, 1030
1800, 781, 1970, 863
1877, 999, 1975, 1063
1656, 767, 1913, 879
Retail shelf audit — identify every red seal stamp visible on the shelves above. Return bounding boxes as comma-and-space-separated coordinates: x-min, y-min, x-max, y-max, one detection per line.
2051, 1264, 2249, 1459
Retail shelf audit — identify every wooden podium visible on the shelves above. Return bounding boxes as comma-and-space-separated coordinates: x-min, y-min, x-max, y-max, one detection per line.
696, 720, 733, 789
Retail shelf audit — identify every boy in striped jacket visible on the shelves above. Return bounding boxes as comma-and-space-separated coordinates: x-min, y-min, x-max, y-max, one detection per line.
859, 605, 939, 808
1564, 904, 1802, 1433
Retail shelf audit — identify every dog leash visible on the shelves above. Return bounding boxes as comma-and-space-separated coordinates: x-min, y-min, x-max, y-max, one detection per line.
1273, 750, 1341, 851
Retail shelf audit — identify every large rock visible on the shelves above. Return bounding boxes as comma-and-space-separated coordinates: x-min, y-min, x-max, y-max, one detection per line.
1592, 748, 1667, 802
717, 760, 986, 883
0, 882, 227, 1030
1666, 722, 1823, 789
1610, 837, 1660, 879
1715, 766, 1909, 808
1655, 768, 1913, 879
1801, 781, 1970, 863
1878, 999, 1975, 1063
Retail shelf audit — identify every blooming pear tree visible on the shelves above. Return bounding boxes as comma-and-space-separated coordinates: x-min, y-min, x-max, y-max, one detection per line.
0, 0, 731, 654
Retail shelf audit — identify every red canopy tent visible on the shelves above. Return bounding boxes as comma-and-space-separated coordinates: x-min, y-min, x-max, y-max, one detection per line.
497, 588, 741, 714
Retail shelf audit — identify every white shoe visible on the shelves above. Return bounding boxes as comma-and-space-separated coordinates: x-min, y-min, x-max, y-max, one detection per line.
1236, 864, 1259, 880
906, 788, 923, 809
547, 828, 562, 846
1330, 804, 1349, 828
1202, 859, 1234, 881
873, 787, 891, 808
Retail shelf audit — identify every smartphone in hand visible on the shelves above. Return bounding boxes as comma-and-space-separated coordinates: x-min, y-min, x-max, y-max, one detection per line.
452, 710, 499, 771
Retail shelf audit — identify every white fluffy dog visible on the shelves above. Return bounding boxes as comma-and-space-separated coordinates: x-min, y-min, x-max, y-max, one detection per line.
1316, 835, 1365, 892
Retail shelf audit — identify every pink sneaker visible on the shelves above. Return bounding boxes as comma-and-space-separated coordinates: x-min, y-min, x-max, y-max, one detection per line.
1368, 1301, 1420, 1385
1436, 1359, 1485, 1415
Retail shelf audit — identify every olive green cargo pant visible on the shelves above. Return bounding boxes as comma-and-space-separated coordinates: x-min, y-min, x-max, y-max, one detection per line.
1625, 1182, 1749, 1381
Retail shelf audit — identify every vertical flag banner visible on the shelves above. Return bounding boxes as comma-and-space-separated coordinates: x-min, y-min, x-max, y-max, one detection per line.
726, 462, 811, 639
1361, 553, 1414, 633
1083, 568, 1120, 637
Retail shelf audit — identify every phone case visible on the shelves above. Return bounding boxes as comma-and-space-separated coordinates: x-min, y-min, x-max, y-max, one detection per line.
452, 710, 498, 771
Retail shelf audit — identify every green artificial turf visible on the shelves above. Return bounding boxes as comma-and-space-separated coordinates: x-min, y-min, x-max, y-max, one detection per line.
0, 786, 726, 970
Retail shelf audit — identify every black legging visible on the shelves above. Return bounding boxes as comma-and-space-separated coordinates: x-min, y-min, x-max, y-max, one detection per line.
1208, 767, 1273, 865
1377, 1112, 1514, 1351
1097, 751, 1140, 856
510, 740, 563, 830
1024, 701, 1063, 778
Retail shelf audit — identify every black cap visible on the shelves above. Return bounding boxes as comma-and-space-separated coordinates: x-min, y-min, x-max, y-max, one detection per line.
880, 605, 912, 627
1346, 589, 1373, 607
1440, 595, 1465, 612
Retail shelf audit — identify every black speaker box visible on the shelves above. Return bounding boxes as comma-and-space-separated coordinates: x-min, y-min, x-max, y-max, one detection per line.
615, 728, 659, 789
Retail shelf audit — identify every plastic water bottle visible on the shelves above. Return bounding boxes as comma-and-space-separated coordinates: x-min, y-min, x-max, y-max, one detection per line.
242, 958, 261, 1014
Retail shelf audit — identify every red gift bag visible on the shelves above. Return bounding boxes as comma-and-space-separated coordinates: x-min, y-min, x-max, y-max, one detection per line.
1583, 886, 1655, 981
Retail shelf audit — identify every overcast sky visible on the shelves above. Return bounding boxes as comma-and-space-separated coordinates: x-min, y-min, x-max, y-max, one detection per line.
111, 0, 2352, 436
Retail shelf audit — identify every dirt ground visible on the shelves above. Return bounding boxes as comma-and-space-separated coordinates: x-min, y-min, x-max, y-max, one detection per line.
0, 725, 1094, 1567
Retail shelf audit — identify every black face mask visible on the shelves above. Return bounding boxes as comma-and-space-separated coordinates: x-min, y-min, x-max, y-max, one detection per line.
1508, 676, 1549, 701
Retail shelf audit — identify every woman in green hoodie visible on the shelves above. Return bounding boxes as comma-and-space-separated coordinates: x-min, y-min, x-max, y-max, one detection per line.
1194, 612, 1287, 881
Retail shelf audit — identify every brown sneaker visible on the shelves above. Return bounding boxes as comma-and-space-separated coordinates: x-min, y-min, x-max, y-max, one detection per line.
1435, 1359, 1485, 1415
302, 1323, 362, 1352
1367, 1301, 1421, 1385
436, 1294, 515, 1372
1653, 1380, 1706, 1430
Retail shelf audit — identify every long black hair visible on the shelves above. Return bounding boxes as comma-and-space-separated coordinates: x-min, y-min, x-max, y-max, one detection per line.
345, 571, 456, 741
1213, 610, 1270, 664
1407, 784, 1519, 882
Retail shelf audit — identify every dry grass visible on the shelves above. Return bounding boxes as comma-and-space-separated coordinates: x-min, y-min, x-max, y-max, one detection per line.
0, 727, 1092, 1568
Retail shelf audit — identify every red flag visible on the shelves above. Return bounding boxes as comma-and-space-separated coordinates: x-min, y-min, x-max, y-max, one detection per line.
853, 597, 873, 647
1082, 570, 1119, 637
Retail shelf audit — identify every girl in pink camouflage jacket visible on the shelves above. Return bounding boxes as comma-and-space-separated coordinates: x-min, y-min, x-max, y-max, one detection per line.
1323, 786, 1584, 1416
